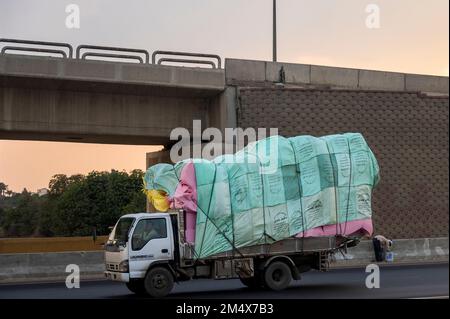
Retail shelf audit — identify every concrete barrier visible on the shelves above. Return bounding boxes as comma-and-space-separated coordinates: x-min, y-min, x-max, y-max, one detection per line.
333, 237, 449, 268
358, 69, 405, 91
405, 73, 449, 94
310, 65, 359, 88
0, 54, 226, 92
225, 58, 266, 82
225, 58, 449, 94
0, 251, 104, 284
265, 62, 310, 84
0, 238, 447, 284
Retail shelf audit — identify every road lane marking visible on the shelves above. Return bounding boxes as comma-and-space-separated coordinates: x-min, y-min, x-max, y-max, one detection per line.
409, 296, 449, 299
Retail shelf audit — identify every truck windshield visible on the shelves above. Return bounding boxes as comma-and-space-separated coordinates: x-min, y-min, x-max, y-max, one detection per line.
111, 217, 135, 245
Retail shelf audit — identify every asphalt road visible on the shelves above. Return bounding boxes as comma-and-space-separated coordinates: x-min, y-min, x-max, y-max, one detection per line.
0, 263, 448, 299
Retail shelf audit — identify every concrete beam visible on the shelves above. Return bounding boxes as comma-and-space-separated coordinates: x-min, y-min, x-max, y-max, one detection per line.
0, 55, 234, 145
208, 86, 237, 133
0, 86, 209, 145
225, 58, 449, 94
310, 65, 358, 87
146, 149, 172, 168
225, 59, 266, 82
358, 70, 405, 91
405, 73, 449, 94
265, 62, 310, 84
0, 54, 225, 96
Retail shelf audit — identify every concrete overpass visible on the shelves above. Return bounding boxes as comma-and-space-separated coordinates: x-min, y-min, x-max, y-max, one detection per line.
0, 45, 449, 240
1, 52, 447, 146
0, 53, 232, 145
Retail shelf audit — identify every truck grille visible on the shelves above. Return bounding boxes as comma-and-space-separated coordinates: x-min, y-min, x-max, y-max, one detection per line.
106, 263, 119, 271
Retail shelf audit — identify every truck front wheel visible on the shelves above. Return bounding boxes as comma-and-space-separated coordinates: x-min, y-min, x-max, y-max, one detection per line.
263, 261, 292, 291
144, 267, 174, 298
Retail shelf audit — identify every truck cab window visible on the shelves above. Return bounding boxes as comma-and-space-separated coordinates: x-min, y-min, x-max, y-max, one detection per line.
132, 218, 167, 251
108, 217, 135, 246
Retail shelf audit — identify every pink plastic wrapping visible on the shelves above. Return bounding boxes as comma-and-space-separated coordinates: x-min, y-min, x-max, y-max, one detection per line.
295, 218, 373, 238
169, 162, 197, 243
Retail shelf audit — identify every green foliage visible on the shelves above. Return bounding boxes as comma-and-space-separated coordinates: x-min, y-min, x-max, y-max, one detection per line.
48, 174, 85, 196
0, 169, 147, 237
0, 182, 7, 197
1, 189, 42, 236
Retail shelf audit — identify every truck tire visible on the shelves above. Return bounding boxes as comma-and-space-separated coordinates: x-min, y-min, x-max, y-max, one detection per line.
239, 276, 263, 289
126, 280, 146, 295
263, 261, 292, 291
144, 267, 174, 298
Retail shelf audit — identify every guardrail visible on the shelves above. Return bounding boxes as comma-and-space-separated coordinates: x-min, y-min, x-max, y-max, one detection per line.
1, 46, 68, 58
0, 38, 73, 58
0, 38, 222, 68
76, 44, 150, 63
152, 50, 221, 69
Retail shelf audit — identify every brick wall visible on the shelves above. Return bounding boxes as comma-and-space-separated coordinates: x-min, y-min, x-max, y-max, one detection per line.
238, 87, 449, 238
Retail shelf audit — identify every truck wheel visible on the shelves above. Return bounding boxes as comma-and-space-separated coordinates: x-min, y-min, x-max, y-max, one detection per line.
144, 267, 174, 298
126, 280, 146, 295
263, 261, 292, 291
239, 276, 263, 289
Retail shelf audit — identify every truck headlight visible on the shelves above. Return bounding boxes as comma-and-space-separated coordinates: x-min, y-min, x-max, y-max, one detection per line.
118, 260, 129, 272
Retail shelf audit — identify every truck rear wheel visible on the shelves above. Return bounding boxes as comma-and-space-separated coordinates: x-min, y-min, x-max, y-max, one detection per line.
126, 280, 146, 295
144, 267, 174, 298
263, 261, 292, 291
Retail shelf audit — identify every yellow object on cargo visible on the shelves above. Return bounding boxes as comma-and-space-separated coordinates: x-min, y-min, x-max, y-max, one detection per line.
146, 189, 170, 212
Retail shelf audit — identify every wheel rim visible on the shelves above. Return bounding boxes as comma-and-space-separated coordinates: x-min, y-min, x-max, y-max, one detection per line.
152, 274, 167, 289
272, 269, 284, 282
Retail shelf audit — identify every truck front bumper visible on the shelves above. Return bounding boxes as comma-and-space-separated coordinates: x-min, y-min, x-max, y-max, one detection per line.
104, 271, 129, 282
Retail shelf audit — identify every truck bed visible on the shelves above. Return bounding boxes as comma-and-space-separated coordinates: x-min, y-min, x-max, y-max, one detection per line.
181, 236, 347, 261
171, 210, 351, 263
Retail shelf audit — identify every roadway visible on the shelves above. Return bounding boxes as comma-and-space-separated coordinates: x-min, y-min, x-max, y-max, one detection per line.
0, 263, 447, 299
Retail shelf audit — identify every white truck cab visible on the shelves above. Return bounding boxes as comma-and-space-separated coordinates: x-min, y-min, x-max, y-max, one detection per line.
104, 212, 175, 296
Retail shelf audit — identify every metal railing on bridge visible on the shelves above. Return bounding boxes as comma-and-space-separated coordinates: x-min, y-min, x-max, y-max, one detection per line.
152, 50, 221, 69
0, 38, 222, 69
0, 38, 73, 59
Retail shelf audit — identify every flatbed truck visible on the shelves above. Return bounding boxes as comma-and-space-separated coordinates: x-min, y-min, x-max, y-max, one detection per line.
104, 210, 359, 297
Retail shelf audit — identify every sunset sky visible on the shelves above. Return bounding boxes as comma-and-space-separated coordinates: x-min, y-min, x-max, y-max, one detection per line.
0, 0, 448, 192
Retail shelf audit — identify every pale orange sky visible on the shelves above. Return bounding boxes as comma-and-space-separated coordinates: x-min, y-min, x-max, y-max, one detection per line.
0, 141, 163, 192
0, 0, 448, 192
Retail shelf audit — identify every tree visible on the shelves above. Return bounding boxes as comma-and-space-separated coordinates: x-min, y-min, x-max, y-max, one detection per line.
0, 206, 4, 236
1, 170, 147, 237
0, 182, 7, 197
1, 189, 41, 236
41, 170, 146, 236
48, 174, 84, 196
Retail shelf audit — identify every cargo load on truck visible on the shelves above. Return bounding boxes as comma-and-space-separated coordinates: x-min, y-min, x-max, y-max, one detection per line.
143, 133, 380, 259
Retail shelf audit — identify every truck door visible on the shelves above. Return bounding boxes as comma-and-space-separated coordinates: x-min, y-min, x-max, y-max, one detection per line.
128, 217, 173, 279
